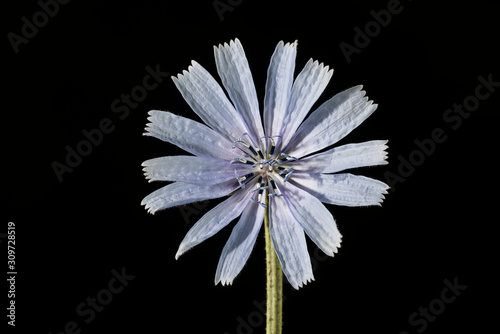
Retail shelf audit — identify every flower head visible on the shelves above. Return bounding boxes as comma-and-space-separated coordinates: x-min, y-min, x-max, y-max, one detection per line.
142, 39, 388, 289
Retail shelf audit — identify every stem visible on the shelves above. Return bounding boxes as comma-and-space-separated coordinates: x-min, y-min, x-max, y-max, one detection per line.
264, 197, 283, 334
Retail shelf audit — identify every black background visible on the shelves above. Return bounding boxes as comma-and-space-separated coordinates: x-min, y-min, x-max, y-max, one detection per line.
3, 0, 499, 333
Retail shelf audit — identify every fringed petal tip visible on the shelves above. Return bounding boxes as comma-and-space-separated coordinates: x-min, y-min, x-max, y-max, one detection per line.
381, 139, 389, 163
143, 111, 157, 131
215, 278, 234, 287
215, 38, 298, 52
305, 58, 334, 77
291, 274, 315, 290
142, 172, 150, 182
141, 204, 156, 215
142, 124, 157, 139
323, 243, 342, 258
141, 159, 158, 183
140, 195, 160, 215
354, 84, 364, 91
171, 60, 204, 81
277, 39, 298, 50
217, 266, 324, 288
214, 37, 242, 51
147, 109, 166, 117
377, 178, 391, 206
143, 110, 166, 134
141, 167, 155, 183
366, 139, 389, 166
351, 84, 375, 99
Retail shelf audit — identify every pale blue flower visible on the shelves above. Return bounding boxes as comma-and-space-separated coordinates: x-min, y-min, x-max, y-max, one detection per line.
142, 39, 388, 289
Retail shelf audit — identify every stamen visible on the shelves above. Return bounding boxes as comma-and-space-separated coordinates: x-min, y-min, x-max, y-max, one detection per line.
255, 176, 266, 189
250, 195, 267, 208
235, 170, 254, 189
250, 185, 269, 192
280, 153, 298, 162
260, 136, 276, 157
268, 178, 283, 197
250, 176, 268, 208
232, 140, 253, 157
273, 153, 298, 166
232, 139, 248, 150
270, 135, 282, 155
256, 148, 264, 160
238, 133, 259, 149
260, 135, 282, 157
233, 133, 264, 160
281, 168, 295, 183
278, 167, 292, 176
248, 145, 259, 157
230, 156, 254, 165
239, 133, 264, 159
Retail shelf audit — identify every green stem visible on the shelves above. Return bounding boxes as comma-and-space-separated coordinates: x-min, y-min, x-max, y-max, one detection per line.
264, 197, 283, 334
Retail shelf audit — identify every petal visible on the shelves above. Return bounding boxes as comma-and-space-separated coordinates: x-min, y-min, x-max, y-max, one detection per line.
292, 140, 388, 174
144, 110, 236, 161
280, 59, 333, 147
214, 39, 264, 142
279, 178, 342, 257
291, 173, 389, 207
263, 40, 297, 138
141, 179, 240, 214
269, 195, 314, 290
175, 186, 254, 259
215, 199, 265, 286
286, 85, 378, 158
142, 155, 252, 185
172, 61, 248, 141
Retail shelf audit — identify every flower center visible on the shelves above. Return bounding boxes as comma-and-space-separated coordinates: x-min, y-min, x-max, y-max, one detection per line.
230, 133, 297, 208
